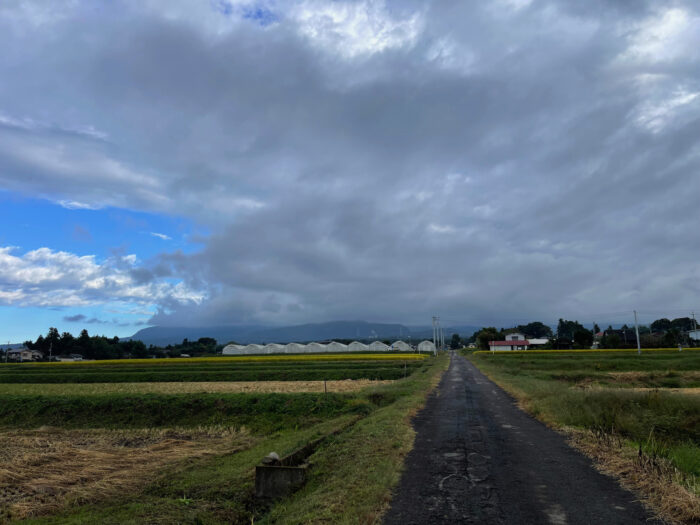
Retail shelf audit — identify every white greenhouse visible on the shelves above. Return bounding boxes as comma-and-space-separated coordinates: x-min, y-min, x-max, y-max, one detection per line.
263, 343, 285, 354
306, 342, 327, 353
222, 344, 245, 355
368, 341, 389, 351
326, 341, 348, 353
391, 340, 412, 352
243, 344, 264, 354
284, 342, 306, 354
417, 340, 436, 353
348, 341, 368, 352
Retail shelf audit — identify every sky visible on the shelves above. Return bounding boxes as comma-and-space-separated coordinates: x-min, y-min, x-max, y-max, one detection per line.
0, 0, 699, 342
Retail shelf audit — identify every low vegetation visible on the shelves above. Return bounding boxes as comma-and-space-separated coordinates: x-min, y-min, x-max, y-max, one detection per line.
468, 349, 700, 523
0, 355, 426, 383
1, 354, 447, 523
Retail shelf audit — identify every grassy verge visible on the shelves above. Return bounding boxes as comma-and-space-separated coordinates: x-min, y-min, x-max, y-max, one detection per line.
468, 351, 700, 523
15, 354, 447, 524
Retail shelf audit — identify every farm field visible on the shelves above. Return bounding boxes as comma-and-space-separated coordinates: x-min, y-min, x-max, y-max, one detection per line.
0, 353, 446, 523
0, 379, 392, 396
0, 354, 426, 384
468, 349, 700, 522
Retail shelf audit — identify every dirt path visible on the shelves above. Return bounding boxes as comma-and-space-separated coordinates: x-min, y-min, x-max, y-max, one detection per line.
383, 352, 661, 524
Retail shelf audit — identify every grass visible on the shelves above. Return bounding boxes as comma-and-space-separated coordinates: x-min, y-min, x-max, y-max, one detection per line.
0, 392, 374, 432
5, 354, 448, 524
468, 350, 700, 523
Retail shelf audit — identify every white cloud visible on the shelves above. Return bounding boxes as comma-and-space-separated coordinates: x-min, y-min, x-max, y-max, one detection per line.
292, 0, 423, 59
0, 246, 205, 308
149, 232, 172, 241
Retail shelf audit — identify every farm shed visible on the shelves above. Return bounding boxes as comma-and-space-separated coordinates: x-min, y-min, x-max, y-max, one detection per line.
368, 341, 389, 351
417, 340, 436, 353
348, 341, 368, 351
326, 341, 348, 353
391, 341, 411, 351
306, 342, 327, 353
222, 344, 246, 355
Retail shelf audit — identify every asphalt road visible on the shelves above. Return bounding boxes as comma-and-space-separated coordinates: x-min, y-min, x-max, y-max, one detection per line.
383, 352, 661, 524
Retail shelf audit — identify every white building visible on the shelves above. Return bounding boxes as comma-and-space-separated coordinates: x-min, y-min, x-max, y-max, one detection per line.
391, 340, 411, 352
243, 344, 265, 354
263, 343, 285, 354
326, 341, 348, 353
8, 348, 43, 361
306, 342, 327, 353
417, 340, 436, 353
348, 341, 368, 352
222, 344, 245, 355
528, 338, 550, 347
368, 341, 389, 351
284, 343, 306, 354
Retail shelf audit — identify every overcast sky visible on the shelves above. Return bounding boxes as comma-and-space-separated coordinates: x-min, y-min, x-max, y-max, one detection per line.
1, 0, 699, 341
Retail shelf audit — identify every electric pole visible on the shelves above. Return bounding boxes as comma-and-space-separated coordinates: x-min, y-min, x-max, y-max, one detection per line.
692, 312, 697, 348
633, 310, 641, 355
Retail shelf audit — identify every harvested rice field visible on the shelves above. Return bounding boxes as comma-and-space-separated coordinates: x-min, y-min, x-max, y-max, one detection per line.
0, 426, 254, 522
0, 379, 393, 396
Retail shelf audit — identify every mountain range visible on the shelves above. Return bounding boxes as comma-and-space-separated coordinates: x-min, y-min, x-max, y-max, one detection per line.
125, 321, 480, 346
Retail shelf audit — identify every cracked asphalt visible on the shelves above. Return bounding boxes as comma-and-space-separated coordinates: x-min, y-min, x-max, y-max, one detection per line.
383, 352, 662, 524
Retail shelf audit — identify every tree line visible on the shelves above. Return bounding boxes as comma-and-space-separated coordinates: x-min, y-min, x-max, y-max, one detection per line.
0, 328, 220, 360
467, 317, 697, 350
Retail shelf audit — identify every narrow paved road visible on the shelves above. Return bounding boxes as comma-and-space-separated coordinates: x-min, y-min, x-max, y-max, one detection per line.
383, 352, 661, 524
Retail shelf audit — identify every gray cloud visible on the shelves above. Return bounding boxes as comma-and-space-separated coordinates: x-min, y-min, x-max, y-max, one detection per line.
1, 0, 699, 327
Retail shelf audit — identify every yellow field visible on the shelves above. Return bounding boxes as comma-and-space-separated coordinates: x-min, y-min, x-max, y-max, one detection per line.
17, 353, 428, 366
0, 379, 393, 396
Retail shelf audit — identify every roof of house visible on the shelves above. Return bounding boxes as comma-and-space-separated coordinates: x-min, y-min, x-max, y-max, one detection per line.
489, 340, 530, 346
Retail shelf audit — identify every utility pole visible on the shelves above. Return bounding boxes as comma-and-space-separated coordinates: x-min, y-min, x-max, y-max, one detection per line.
432, 316, 438, 356
691, 312, 698, 348
633, 310, 641, 355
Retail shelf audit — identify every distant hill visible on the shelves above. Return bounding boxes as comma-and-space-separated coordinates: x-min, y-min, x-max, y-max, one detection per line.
125, 321, 481, 346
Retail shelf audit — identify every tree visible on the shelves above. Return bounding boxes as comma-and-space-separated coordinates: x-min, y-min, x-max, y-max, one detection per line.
573, 329, 593, 348
476, 327, 501, 350
593, 323, 600, 334
516, 322, 553, 339
450, 333, 461, 349
671, 317, 694, 332
651, 318, 671, 333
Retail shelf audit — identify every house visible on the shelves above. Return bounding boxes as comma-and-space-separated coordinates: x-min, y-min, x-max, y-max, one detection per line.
489, 333, 530, 351
8, 348, 43, 361
527, 338, 550, 347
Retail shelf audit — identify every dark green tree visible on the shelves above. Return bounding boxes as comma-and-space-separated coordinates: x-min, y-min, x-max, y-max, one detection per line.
651, 318, 671, 332
516, 322, 553, 338
450, 333, 461, 349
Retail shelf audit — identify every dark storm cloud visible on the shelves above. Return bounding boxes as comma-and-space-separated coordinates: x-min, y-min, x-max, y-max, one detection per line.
1, 0, 699, 326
